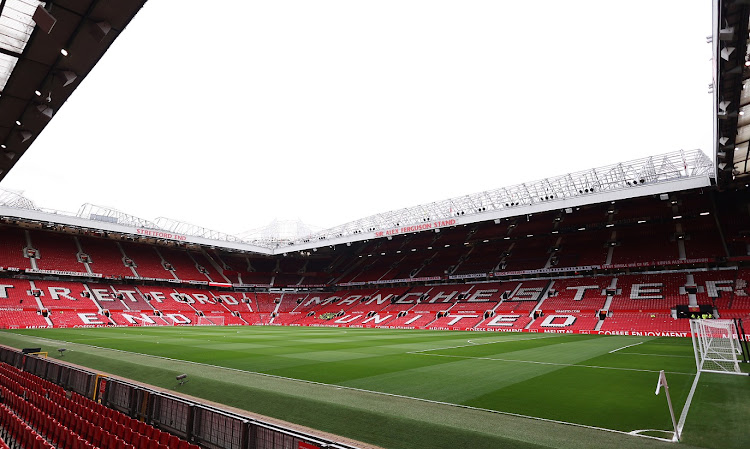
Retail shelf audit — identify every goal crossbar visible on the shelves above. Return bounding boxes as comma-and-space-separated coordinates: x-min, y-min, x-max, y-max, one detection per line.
690, 319, 746, 376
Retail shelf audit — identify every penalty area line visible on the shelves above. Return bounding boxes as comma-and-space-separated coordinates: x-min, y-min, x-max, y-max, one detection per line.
677, 371, 701, 435
608, 341, 645, 353
410, 352, 695, 376
410, 335, 559, 354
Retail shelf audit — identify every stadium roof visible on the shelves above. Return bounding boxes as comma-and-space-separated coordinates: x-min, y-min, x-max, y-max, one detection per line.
0, 2, 719, 254
0, 0, 147, 179
713, 0, 750, 186
0, 149, 714, 254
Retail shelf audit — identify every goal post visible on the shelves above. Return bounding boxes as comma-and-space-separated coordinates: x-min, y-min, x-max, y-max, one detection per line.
196, 316, 224, 326
690, 319, 747, 376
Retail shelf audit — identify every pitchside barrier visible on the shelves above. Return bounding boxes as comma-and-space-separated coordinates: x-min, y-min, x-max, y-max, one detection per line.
0, 346, 358, 449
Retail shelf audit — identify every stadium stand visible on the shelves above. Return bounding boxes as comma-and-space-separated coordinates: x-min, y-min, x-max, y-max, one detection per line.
555, 229, 610, 267
0, 184, 746, 338
0, 362, 200, 449
78, 238, 135, 278
32, 280, 97, 312
27, 231, 86, 273
609, 223, 679, 265
541, 277, 613, 312
0, 227, 32, 270
0, 310, 48, 329
527, 313, 600, 332
87, 283, 154, 311
608, 273, 689, 311
119, 242, 175, 280
136, 286, 197, 315
159, 248, 212, 282
599, 312, 690, 334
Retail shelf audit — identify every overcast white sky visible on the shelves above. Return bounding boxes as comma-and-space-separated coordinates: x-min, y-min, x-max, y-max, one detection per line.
0, 0, 712, 235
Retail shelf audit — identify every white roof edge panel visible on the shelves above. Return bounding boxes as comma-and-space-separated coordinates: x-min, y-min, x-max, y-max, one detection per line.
276, 175, 714, 254
0, 206, 274, 255
0, 150, 714, 255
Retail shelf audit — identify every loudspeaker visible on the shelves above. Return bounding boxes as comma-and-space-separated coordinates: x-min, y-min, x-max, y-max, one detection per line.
18, 131, 33, 143
90, 21, 111, 42
36, 104, 54, 120
57, 71, 77, 87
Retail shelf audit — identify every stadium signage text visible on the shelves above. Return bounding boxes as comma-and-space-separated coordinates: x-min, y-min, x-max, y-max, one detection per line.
135, 228, 188, 241
25, 269, 102, 278
373, 219, 457, 238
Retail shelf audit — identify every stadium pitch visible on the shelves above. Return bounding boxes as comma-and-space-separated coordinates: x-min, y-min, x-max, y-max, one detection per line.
1, 326, 748, 449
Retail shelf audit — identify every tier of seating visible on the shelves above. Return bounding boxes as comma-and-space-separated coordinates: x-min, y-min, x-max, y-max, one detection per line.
541, 277, 614, 312
1, 270, 748, 332
32, 280, 97, 311
598, 312, 690, 334
119, 243, 173, 280
609, 223, 679, 265
78, 238, 134, 278
0, 362, 199, 449
88, 284, 153, 311
608, 273, 691, 311
29, 231, 86, 273
157, 248, 211, 282
0, 227, 32, 270
0, 309, 48, 329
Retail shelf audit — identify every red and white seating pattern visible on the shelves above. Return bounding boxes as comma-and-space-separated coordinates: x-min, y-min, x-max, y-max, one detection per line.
120, 243, 173, 280
0, 362, 200, 449
0, 268, 746, 334
78, 238, 134, 278
0, 228, 31, 270
29, 231, 86, 273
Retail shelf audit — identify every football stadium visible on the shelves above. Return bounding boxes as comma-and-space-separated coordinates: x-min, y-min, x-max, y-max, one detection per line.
0, 1, 749, 449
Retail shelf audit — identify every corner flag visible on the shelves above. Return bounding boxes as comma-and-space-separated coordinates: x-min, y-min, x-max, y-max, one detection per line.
655, 370, 680, 441
655, 369, 668, 395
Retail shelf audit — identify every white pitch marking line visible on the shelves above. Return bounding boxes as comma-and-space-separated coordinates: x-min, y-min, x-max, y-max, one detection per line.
410, 335, 558, 354
614, 352, 693, 358
677, 371, 702, 435
608, 341, 645, 353
410, 352, 695, 376
628, 429, 674, 443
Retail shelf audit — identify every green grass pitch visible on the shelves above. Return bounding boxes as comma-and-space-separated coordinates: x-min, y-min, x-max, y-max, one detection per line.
1, 326, 749, 449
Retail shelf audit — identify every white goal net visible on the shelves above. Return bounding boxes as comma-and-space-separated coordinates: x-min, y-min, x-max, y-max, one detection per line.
690, 319, 743, 375
196, 316, 224, 326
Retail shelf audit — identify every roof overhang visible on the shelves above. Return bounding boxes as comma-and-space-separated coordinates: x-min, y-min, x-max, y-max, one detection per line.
713, 0, 750, 186
0, 0, 148, 179
0, 150, 714, 255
